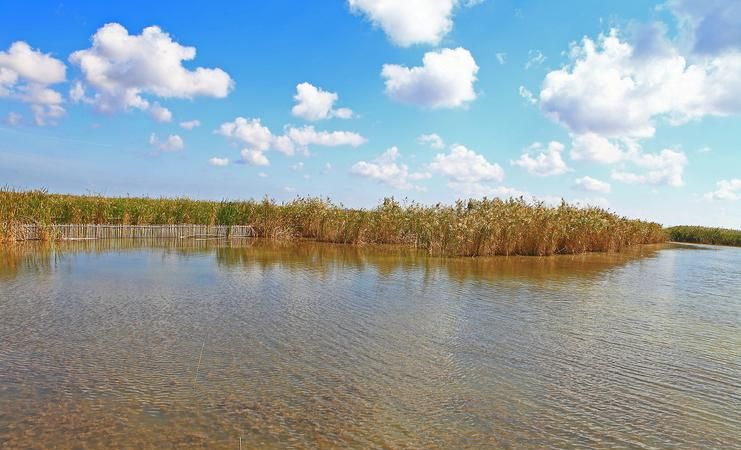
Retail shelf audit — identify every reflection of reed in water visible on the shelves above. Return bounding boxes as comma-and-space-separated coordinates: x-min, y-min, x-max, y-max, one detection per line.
0, 244, 56, 281
0, 238, 669, 283
213, 240, 670, 283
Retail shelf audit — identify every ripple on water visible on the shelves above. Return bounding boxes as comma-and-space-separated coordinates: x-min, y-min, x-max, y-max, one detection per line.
0, 240, 739, 449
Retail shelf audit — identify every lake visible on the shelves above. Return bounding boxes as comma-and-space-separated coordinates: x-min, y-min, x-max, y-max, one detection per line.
1, 240, 739, 449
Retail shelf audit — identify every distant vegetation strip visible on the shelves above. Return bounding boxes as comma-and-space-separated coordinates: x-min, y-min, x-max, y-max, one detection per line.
1, 189, 666, 256
666, 226, 741, 247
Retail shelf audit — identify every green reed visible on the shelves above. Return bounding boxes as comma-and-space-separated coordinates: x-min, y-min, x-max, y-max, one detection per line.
666, 226, 741, 247
0, 189, 666, 255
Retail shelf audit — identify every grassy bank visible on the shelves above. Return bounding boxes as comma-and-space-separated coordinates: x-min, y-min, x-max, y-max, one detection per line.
1, 189, 666, 256
666, 226, 741, 247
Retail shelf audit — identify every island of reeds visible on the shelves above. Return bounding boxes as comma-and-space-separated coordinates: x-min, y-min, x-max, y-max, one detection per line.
1, 189, 667, 256
666, 226, 741, 247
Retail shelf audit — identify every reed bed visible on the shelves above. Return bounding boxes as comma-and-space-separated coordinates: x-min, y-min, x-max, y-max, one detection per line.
666, 226, 741, 247
0, 189, 666, 256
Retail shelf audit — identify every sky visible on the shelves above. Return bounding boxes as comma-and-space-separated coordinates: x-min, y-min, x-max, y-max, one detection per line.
0, 0, 739, 228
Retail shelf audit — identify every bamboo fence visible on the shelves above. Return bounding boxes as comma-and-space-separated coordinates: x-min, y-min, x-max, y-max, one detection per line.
15, 224, 257, 241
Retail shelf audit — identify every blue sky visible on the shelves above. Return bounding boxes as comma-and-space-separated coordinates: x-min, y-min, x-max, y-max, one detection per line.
0, 0, 739, 227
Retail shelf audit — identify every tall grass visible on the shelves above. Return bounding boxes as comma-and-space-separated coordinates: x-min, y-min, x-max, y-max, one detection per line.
666, 226, 741, 247
0, 189, 666, 255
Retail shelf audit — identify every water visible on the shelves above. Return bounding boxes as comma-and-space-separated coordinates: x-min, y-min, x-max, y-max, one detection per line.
0, 240, 739, 449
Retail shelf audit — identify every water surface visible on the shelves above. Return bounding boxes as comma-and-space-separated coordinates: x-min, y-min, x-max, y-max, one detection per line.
1, 240, 739, 448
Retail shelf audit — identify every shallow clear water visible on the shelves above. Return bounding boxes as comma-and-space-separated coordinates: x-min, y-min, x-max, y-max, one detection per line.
0, 240, 739, 449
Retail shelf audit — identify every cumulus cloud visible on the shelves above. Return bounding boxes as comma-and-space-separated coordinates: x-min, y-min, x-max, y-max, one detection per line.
217, 117, 273, 151
430, 144, 504, 183
286, 125, 367, 150
449, 182, 527, 199
208, 157, 229, 167
149, 102, 172, 123
216, 117, 367, 165
180, 119, 201, 130
291, 82, 353, 120
149, 133, 184, 152
570, 133, 626, 164
571, 197, 610, 208
382, 47, 479, 109
611, 149, 687, 187
351, 146, 431, 190
574, 176, 611, 194
512, 141, 570, 176
428, 144, 510, 195
417, 133, 445, 149
0, 41, 66, 85
540, 29, 741, 140
704, 178, 741, 200
69, 23, 233, 120
240, 149, 270, 166
348, 0, 460, 47
0, 41, 66, 126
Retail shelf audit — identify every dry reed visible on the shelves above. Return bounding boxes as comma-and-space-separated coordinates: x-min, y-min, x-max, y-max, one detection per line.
0, 188, 666, 256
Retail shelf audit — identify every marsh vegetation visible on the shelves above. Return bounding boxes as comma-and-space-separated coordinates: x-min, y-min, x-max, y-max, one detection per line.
666, 226, 741, 247
1, 189, 666, 255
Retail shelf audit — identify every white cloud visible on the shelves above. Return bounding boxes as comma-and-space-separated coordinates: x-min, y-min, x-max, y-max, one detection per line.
291, 162, 304, 172
0, 41, 66, 85
286, 125, 367, 150
574, 176, 611, 194
570, 133, 626, 164
382, 47, 479, 109
272, 135, 297, 156
69, 81, 85, 103
611, 148, 687, 187
217, 117, 273, 151
348, 0, 457, 47
217, 117, 273, 165
149, 102, 172, 123
525, 49, 546, 69
571, 196, 610, 208
697, 146, 711, 153
3, 112, 22, 126
417, 133, 445, 149
704, 178, 741, 201
291, 82, 353, 121
208, 157, 229, 167
29, 103, 65, 126
540, 29, 741, 141
351, 146, 430, 190
69, 23, 233, 119
216, 117, 366, 165
258, 172, 268, 178
518, 86, 537, 104
448, 182, 527, 199
512, 141, 570, 176
0, 41, 66, 126
240, 148, 269, 166
496, 52, 507, 64
430, 144, 504, 183
149, 133, 184, 152
180, 119, 201, 130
